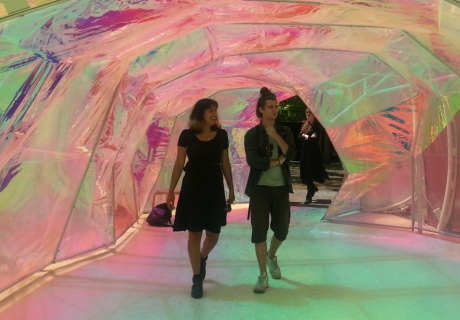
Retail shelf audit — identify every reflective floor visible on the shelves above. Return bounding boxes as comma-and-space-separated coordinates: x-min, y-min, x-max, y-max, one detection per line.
1, 205, 460, 320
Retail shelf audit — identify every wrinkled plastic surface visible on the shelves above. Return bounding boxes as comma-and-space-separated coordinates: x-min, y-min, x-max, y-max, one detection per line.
1, 0, 460, 293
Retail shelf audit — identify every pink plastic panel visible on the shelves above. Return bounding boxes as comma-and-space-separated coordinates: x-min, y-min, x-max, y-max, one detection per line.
1, 0, 460, 294
418, 94, 460, 232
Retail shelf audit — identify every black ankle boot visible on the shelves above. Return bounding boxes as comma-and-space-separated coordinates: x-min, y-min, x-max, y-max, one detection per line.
307, 184, 317, 200
200, 256, 208, 280
191, 274, 203, 299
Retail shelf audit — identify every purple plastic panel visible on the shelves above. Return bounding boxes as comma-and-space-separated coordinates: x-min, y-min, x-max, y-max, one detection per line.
1, 0, 460, 294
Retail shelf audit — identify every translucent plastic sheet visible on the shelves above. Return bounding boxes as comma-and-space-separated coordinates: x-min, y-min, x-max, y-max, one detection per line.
1, 0, 460, 293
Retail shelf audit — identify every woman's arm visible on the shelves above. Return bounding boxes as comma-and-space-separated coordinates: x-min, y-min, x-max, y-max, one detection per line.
298, 122, 309, 139
269, 126, 296, 158
272, 127, 296, 162
309, 120, 323, 139
244, 128, 271, 171
221, 149, 235, 204
166, 146, 187, 210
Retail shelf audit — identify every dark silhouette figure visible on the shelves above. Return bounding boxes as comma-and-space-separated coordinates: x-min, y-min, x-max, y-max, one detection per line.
298, 109, 329, 204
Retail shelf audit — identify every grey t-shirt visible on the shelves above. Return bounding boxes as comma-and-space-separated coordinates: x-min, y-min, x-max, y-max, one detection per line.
257, 137, 285, 187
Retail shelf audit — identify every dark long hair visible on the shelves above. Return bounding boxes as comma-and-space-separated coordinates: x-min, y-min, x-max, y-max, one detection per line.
188, 98, 221, 133
300, 109, 316, 134
256, 87, 277, 118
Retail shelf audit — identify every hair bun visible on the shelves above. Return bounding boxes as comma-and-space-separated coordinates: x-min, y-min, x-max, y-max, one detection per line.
260, 87, 273, 97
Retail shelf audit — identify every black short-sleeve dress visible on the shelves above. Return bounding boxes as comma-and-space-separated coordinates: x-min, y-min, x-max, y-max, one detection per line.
173, 128, 229, 233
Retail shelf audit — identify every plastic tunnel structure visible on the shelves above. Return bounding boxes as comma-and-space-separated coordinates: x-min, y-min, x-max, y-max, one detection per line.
1, 0, 460, 294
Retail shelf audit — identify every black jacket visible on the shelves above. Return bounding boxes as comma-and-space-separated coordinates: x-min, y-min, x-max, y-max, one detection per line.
244, 123, 297, 197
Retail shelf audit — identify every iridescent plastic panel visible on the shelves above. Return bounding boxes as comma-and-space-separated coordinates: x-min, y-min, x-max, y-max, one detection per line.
1, 0, 460, 293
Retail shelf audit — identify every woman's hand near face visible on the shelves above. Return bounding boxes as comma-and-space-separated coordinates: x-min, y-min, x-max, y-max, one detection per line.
266, 126, 282, 142
265, 126, 274, 136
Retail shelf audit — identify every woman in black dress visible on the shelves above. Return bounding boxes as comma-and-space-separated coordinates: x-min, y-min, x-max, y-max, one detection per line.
166, 98, 235, 299
299, 109, 328, 204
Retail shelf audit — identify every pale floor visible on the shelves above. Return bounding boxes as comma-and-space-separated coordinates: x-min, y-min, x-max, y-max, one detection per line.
1, 204, 460, 320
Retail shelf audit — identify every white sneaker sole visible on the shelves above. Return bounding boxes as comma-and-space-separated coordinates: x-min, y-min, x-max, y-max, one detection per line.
253, 286, 268, 294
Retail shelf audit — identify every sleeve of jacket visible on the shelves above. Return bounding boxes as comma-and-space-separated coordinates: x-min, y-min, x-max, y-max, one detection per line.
314, 121, 325, 137
244, 128, 270, 171
283, 126, 297, 161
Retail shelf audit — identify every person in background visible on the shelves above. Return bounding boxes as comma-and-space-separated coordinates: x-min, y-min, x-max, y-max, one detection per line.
167, 98, 235, 299
298, 108, 329, 204
244, 87, 297, 294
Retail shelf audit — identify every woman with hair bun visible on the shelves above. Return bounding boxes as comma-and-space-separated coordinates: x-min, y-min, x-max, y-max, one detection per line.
167, 98, 235, 299
244, 87, 297, 293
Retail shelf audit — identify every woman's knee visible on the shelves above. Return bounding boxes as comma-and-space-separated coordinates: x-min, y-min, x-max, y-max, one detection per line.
273, 229, 289, 242
188, 231, 203, 243
251, 230, 267, 243
205, 230, 220, 244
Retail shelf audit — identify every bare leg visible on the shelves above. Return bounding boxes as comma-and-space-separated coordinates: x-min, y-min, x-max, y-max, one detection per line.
188, 231, 203, 275
200, 230, 219, 258
255, 241, 268, 274
268, 236, 283, 259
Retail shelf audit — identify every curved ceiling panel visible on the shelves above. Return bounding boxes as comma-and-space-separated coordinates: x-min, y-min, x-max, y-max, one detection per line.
1, 0, 460, 294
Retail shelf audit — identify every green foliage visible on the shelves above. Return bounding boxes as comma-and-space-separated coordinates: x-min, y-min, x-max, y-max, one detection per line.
278, 96, 307, 122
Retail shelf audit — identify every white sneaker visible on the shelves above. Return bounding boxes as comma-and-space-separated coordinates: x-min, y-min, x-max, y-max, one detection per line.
253, 273, 268, 293
267, 255, 281, 279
